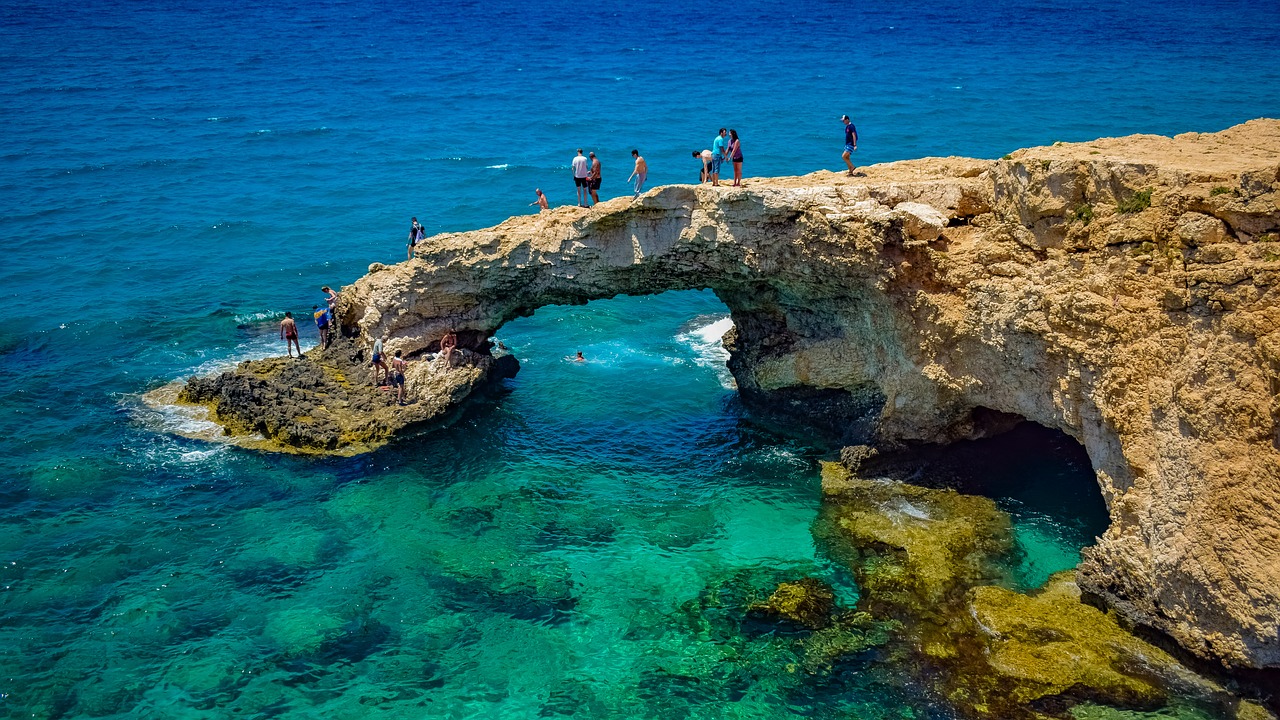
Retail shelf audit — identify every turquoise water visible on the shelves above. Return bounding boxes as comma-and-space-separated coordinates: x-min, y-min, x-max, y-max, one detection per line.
3, 0, 1278, 715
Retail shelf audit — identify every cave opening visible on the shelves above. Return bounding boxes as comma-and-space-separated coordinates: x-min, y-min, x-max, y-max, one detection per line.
851, 417, 1110, 591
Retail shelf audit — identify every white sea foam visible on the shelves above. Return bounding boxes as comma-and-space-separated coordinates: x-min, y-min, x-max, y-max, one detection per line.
233, 309, 279, 323
486, 163, 510, 169
675, 316, 735, 389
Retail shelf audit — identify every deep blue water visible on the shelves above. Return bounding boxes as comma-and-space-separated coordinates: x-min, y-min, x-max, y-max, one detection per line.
1, 0, 1277, 716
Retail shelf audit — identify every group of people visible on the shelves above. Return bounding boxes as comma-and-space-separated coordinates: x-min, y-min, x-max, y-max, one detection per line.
279, 285, 340, 357
368, 333, 411, 404
278, 284, 416, 405
531, 114, 857, 209
275, 114, 861, 405
560, 148, 649, 208
694, 128, 744, 187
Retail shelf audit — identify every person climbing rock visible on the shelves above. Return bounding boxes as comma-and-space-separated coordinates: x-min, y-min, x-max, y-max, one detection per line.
312, 305, 330, 349
390, 350, 407, 405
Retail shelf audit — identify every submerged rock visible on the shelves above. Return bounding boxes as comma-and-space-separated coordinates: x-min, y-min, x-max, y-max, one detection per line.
940, 575, 1201, 717
814, 462, 1016, 620
748, 577, 837, 629
814, 462, 1245, 719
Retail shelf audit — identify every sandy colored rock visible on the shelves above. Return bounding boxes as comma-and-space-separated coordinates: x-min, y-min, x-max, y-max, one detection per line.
185, 120, 1280, 669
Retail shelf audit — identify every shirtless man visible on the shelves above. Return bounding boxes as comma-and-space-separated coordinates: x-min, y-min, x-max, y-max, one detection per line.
530, 188, 549, 212
627, 150, 647, 198
587, 152, 601, 205
439, 330, 458, 368
280, 312, 300, 358
390, 350, 408, 405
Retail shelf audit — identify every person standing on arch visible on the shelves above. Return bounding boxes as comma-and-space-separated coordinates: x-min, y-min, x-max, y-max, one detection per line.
727, 129, 743, 186
571, 148, 591, 207
711, 128, 728, 186
841, 114, 859, 176
627, 150, 647, 198
587, 151, 602, 205
407, 216, 426, 260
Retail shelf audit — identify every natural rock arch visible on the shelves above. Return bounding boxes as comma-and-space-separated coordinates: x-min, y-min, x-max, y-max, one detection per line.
186, 122, 1280, 672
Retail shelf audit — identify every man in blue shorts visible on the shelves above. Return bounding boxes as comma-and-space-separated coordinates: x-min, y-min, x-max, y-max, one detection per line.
711, 128, 728, 186
842, 114, 859, 176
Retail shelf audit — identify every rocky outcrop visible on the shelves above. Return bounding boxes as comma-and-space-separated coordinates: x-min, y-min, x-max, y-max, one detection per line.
183, 120, 1280, 670
177, 337, 517, 455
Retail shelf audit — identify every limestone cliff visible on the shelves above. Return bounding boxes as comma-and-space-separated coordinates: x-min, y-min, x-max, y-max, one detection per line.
182, 120, 1280, 671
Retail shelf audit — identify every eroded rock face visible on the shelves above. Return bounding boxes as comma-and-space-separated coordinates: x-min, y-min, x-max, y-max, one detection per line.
185, 120, 1280, 669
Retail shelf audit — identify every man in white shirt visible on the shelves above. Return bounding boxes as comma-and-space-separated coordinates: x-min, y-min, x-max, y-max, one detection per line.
571, 148, 590, 207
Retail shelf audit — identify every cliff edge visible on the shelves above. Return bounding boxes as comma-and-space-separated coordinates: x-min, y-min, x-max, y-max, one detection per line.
180, 120, 1280, 671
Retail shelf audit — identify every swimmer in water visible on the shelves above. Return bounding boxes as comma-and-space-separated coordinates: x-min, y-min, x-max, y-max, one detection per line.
574, 351, 585, 362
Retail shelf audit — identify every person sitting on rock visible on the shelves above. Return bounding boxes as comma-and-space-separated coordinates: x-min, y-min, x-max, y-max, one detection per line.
390, 350, 407, 405
439, 331, 457, 368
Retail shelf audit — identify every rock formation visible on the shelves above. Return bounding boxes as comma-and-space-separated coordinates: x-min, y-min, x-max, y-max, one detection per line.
181, 120, 1280, 671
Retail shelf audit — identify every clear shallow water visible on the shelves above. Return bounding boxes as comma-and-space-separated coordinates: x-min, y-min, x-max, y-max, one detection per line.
2, 0, 1278, 716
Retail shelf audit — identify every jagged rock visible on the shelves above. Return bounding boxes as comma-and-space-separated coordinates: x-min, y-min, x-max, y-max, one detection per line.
178, 335, 518, 455
183, 120, 1280, 669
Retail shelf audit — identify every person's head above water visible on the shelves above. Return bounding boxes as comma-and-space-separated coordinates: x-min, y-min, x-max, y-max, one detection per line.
284, 311, 292, 318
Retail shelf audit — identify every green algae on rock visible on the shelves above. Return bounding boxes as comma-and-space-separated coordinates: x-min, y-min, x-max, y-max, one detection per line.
813, 461, 1246, 719
814, 461, 1016, 620
748, 577, 837, 629
176, 334, 517, 455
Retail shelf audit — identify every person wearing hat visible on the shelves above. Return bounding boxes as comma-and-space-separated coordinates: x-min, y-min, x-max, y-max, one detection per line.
842, 114, 859, 176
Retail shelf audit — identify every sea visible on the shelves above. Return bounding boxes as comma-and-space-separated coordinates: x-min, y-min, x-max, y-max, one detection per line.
1, 0, 1278, 717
